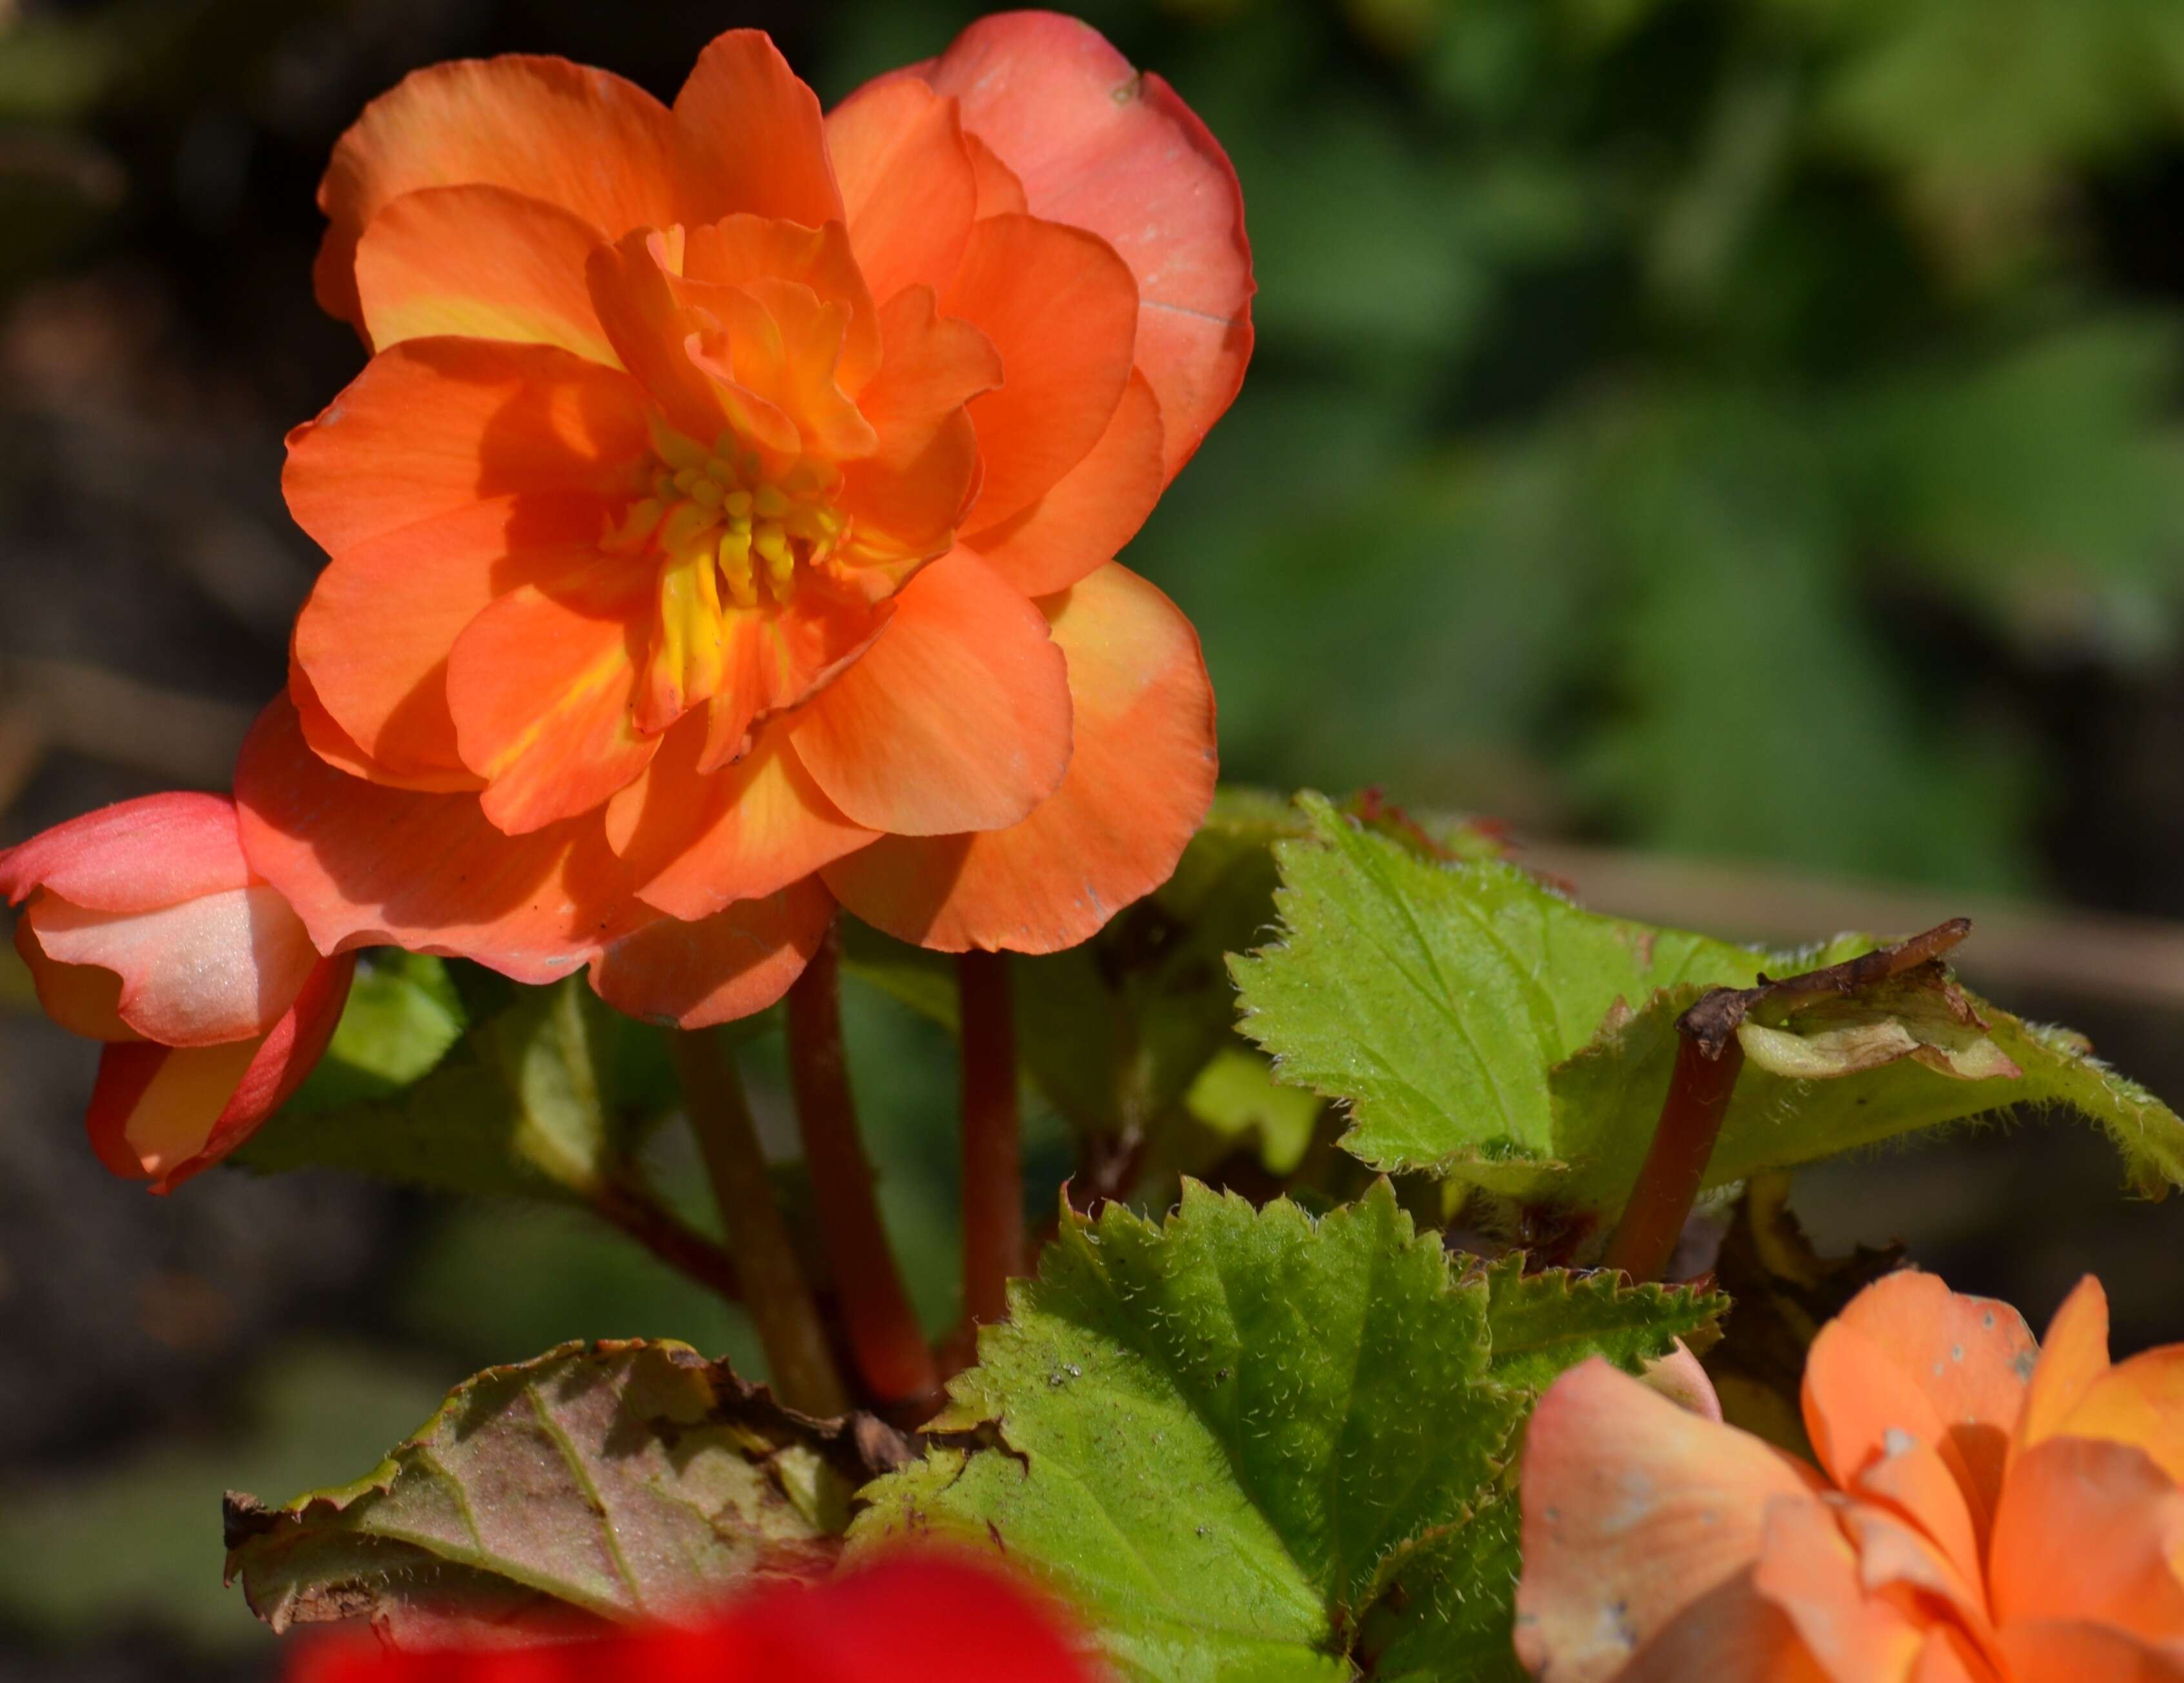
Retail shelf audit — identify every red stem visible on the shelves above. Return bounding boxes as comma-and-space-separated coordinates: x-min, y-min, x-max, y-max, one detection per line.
785, 924, 939, 1413
958, 950, 1023, 1328
1602, 1031, 1746, 1282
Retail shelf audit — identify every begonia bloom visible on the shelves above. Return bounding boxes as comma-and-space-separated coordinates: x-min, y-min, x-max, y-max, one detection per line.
0, 793, 354, 1190
285, 1555, 1099, 1682
1516, 1269, 2184, 1682
239, 12, 1247, 1021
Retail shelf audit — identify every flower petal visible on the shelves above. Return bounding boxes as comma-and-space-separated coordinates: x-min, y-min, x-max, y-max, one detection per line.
585, 228, 742, 446
2018, 1276, 2112, 1465
235, 697, 646, 984
1989, 1435, 2184, 1642
692, 584, 893, 772
789, 548, 1070, 837
905, 12, 1253, 477
589, 877, 834, 1030
823, 561, 1213, 951
2054, 1345, 2184, 1489
964, 369, 1163, 595
15, 915, 134, 1041
1750, 1497, 1929, 1683
941, 212, 1138, 530
445, 570, 657, 833
284, 337, 650, 556
1996, 1622, 2184, 1682
1515, 1358, 1827, 1683
672, 30, 842, 228
605, 717, 876, 918
354, 184, 616, 363
0, 790, 250, 913
683, 214, 881, 392
315, 54, 681, 326
824, 77, 977, 306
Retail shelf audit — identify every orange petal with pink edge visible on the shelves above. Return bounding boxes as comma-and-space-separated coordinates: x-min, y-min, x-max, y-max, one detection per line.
901, 11, 1253, 478
941, 212, 1138, 530
823, 561, 1213, 953
836, 286, 1001, 566
1990, 1435, 2184, 1642
294, 492, 605, 788
824, 78, 977, 306
789, 548, 1070, 837
314, 54, 680, 326
1514, 1357, 1827, 1683
683, 215, 880, 392
86, 950, 352, 1193
589, 877, 834, 1030
445, 572, 657, 834
355, 184, 616, 363
1996, 1622, 2184, 1682
965, 370, 1163, 595
1751, 1495, 1928, 1683
605, 718, 876, 919
284, 337, 650, 556
672, 30, 842, 229
0, 790, 250, 912
234, 697, 646, 984
2017, 1276, 2112, 1466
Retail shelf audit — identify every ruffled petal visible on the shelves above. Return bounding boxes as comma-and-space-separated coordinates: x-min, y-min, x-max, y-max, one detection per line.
283, 337, 650, 556
585, 228, 743, 446
315, 54, 680, 326
2054, 1346, 2184, 1489
823, 561, 1212, 952
824, 77, 977, 306
672, 30, 843, 229
683, 214, 881, 392
589, 877, 834, 1030
691, 583, 892, 772
1995, 1622, 2184, 1682
1750, 1497, 1929, 1683
235, 697, 646, 984
0, 790, 249, 912
903, 12, 1253, 477
940, 212, 1138, 530
789, 548, 1070, 837
2018, 1276, 2112, 1466
354, 184, 617, 363
1989, 1435, 2184, 1642
964, 370, 1163, 595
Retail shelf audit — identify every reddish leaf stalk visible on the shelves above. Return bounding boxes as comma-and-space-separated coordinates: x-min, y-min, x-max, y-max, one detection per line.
1603, 1030, 1747, 1283
958, 950, 1023, 1329
584, 1175, 745, 1304
786, 924, 941, 1413
670, 1030, 848, 1419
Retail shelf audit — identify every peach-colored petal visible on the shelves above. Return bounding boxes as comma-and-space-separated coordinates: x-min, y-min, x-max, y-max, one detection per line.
902, 11, 1253, 478
0, 790, 250, 913
283, 337, 650, 556
605, 719, 876, 919
1616, 1573, 1836, 1683
1835, 1502, 1996, 1657
1990, 1435, 2184, 1643
2017, 1277, 2112, 1466
354, 184, 616, 363
1514, 1358, 1827, 1683
1909, 1629, 1999, 1683
1751, 1495, 1929, 1683
445, 571, 657, 833
822, 561, 1212, 952
672, 30, 843, 230
683, 215, 881, 392
314, 54, 680, 326
824, 78, 977, 306
589, 877, 834, 1030
789, 548, 1070, 837
234, 697, 646, 984
940, 212, 1138, 530
2054, 1349, 2184, 1489
15, 916, 135, 1041
964, 369, 1163, 595
1996, 1622, 2184, 1682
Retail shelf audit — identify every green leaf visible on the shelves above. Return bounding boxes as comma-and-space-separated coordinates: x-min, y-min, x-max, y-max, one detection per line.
1478, 1257, 1727, 1393
850, 1181, 1527, 1682
1233, 793, 1764, 1176
1183, 1044, 1324, 1174
283, 952, 466, 1113
225, 1341, 901, 1644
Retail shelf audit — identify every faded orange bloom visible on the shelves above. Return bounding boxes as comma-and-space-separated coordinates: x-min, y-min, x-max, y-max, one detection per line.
234, 14, 1250, 1025
1516, 1270, 2184, 1682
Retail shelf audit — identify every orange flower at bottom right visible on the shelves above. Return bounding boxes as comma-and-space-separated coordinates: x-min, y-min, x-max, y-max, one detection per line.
1516, 1270, 2184, 1682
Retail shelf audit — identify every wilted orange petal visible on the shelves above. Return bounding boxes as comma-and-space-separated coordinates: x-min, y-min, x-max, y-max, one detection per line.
294, 492, 606, 788
941, 212, 1138, 530
605, 718, 876, 919
445, 573, 657, 834
1989, 1435, 2184, 1643
1515, 1359, 1827, 1683
905, 10, 1253, 479
283, 337, 650, 556
1996, 1622, 2184, 1682
672, 30, 843, 230
823, 561, 1213, 952
824, 78, 977, 306
1751, 1495, 1928, 1683
965, 370, 1163, 595
355, 184, 617, 364
589, 877, 834, 1030
2016, 1277, 2112, 1468
789, 548, 1070, 837
314, 54, 681, 326
683, 215, 881, 392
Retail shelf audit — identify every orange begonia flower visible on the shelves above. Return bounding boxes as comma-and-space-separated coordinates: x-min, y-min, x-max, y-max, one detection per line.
1516, 1269, 2184, 1682
0, 793, 354, 1190
235, 13, 1250, 1024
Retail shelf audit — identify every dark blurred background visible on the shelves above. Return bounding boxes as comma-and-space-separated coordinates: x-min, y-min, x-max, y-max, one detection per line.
3, 0, 2184, 1674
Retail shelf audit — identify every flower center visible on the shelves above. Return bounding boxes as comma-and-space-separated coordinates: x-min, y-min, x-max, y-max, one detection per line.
606, 417, 848, 609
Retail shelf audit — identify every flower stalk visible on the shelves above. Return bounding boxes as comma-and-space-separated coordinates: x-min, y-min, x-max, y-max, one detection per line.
957, 950, 1023, 1329
1601, 1027, 1745, 1283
